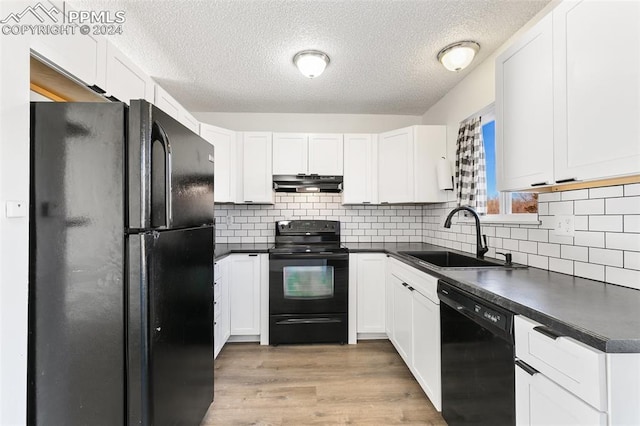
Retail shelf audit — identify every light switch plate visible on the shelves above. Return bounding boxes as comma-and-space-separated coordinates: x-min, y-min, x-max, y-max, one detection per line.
553, 214, 575, 237
6, 200, 27, 218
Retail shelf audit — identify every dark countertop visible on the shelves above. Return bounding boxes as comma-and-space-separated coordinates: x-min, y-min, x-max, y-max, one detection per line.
346, 242, 640, 353
213, 241, 640, 353
214, 243, 271, 260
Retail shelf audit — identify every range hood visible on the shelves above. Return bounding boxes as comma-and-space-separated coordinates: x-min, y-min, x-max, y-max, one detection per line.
273, 174, 343, 193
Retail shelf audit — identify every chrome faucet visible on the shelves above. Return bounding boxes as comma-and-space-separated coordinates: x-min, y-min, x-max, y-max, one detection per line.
443, 206, 489, 259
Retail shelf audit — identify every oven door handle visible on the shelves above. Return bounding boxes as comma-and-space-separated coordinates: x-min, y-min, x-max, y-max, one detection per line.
269, 253, 348, 260
275, 318, 344, 325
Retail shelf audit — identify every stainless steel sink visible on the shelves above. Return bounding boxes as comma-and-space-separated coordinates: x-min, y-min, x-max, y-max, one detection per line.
399, 251, 521, 269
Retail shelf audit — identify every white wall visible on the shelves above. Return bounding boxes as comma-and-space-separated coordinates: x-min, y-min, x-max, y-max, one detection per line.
0, 8, 30, 423
195, 112, 422, 133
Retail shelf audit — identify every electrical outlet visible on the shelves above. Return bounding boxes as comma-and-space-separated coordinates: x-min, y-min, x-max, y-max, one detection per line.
553, 215, 575, 237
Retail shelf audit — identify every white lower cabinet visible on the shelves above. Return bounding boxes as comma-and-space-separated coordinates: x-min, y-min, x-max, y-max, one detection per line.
515, 315, 640, 426
214, 257, 230, 359
516, 364, 606, 426
411, 289, 441, 411
391, 274, 413, 364
229, 253, 262, 336
386, 257, 442, 411
352, 253, 386, 335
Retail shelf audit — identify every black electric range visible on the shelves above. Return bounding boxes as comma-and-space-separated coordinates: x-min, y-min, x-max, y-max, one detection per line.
268, 220, 349, 345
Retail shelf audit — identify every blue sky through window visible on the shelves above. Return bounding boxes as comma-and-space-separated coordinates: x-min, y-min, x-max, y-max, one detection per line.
482, 120, 498, 199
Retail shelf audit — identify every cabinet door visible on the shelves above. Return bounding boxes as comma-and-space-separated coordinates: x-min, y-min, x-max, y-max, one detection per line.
154, 85, 180, 120
378, 127, 414, 203
229, 254, 261, 335
553, 0, 640, 183
178, 110, 199, 134
272, 133, 308, 175
343, 134, 378, 204
240, 132, 273, 203
414, 126, 448, 202
385, 263, 394, 337
355, 253, 386, 333
104, 42, 154, 104
200, 124, 236, 203
516, 364, 606, 426
392, 275, 412, 364
412, 291, 441, 411
308, 134, 344, 175
496, 14, 554, 191
31, 23, 106, 87
219, 259, 231, 347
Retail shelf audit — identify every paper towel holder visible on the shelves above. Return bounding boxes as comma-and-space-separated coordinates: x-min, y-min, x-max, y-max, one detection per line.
437, 157, 454, 191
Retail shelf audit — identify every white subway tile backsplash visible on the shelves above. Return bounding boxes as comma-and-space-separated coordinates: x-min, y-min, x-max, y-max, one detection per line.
606, 233, 640, 251
421, 184, 637, 288
624, 251, 640, 271
590, 186, 624, 199
538, 242, 561, 258
575, 199, 604, 215
574, 262, 605, 282
605, 267, 640, 290
625, 216, 640, 233
625, 184, 640, 196
561, 245, 589, 262
528, 254, 549, 270
562, 189, 589, 201
606, 196, 640, 215
574, 231, 605, 248
589, 248, 624, 267
549, 201, 574, 215
549, 258, 573, 275
589, 215, 623, 232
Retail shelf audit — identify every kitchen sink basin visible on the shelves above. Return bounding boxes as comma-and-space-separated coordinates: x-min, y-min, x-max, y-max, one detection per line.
399, 251, 514, 268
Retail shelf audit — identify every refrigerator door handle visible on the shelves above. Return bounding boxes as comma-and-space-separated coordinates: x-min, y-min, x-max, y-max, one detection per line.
152, 122, 173, 228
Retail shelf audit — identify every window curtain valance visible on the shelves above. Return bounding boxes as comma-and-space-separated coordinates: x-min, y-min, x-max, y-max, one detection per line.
455, 116, 487, 214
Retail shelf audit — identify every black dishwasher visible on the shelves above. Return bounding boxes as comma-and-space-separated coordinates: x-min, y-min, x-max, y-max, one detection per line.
438, 280, 515, 426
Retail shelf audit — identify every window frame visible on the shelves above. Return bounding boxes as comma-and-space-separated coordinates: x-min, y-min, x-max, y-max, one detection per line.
464, 104, 540, 225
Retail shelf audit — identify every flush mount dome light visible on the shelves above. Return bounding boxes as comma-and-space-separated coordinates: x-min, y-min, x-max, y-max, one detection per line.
293, 50, 330, 78
437, 41, 480, 72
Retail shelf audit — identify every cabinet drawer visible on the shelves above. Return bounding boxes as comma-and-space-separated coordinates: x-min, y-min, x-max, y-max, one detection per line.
388, 258, 438, 303
516, 362, 606, 426
515, 316, 606, 411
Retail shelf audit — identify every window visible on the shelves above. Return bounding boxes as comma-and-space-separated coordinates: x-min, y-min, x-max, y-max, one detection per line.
481, 107, 538, 217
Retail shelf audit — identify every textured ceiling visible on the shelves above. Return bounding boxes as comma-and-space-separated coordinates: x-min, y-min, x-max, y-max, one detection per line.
71, 0, 550, 115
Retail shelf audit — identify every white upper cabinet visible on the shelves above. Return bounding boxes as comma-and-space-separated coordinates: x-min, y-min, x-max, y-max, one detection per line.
31, 2, 107, 88
272, 133, 308, 175
272, 133, 344, 175
553, 0, 640, 183
343, 134, 378, 204
497, 0, 640, 191
496, 14, 554, 191
153, 85, 199, 133
378, 125, 447, 204
238, 132, 273, 204
379, 127, 415, 203
200, 124, 237, 203
308, 134, 344, 175
104, 41, 154, 104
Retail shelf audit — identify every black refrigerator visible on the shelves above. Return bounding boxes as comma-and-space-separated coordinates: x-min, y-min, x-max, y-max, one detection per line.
29, 100, 215, 425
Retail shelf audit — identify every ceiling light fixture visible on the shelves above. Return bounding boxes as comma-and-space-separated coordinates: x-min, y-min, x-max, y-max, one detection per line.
293, 50, 330, 78
437, 41, 480, 72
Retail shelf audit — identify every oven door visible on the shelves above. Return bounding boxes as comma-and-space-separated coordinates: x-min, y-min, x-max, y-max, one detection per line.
269, 252, 348, 315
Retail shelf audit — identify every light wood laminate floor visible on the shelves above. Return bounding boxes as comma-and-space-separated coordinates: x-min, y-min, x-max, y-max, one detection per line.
201, 340, 447, 425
